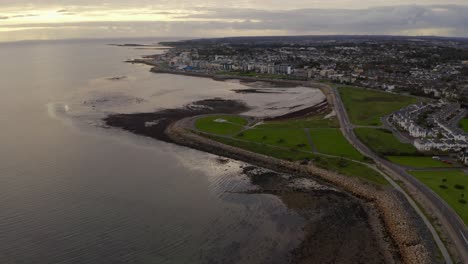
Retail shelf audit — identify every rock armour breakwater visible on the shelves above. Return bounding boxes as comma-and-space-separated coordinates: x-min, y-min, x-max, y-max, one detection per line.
166, 116, 441, 264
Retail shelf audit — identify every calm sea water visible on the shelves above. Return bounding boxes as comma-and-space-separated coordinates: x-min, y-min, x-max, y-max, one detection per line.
0, 39, 306, 264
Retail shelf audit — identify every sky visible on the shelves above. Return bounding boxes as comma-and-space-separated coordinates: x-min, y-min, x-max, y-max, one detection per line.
1, 1, 468, 42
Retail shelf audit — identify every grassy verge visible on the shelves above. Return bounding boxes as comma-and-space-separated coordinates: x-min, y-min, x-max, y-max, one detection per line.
193, 114, 388, 185
409, 170, 468, 224
338, 86, 418, 126
386, 156, 452, 168
460, 118, 468, 133
309, 128, 364, 160
257, 115, 340, 129
195, 115, 248, 135
203, 134, 388, 186
236, 128, 310, 150
355, 128, 419, 156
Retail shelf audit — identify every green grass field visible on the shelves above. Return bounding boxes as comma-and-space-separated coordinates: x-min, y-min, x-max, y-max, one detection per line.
195, 115, 248, 135
257, 115, 340, 129
313, 156, 388, 185
386, 156, 452, 168
460, 118, 468, 133
409, 170, 468, 224
204, 133, 388, 185
236, 128, 310, 150
195, 114, 388, 186
339, 86, 418, 126
309, 128, 364, 160
355, 128, 419, 156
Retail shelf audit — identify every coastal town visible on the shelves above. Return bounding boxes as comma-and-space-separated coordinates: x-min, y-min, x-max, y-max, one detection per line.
390, 101, 468, 164
147, 36, 468, 103
120, 35, 468, 263
136, 36, 468, 164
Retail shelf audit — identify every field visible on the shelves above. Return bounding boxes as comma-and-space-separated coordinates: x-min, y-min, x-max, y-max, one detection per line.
195, 115, 248, 135
194, 114, 388, 186
257, 115, 340, 129
339, 86, 418, 126
205, 134, 388, 185
460, 118, 468, 133
309, 128, 364, 160
386, 156, 452, 168
354, 128, 419, 156
409, 170, 468, 224
237, 128, 311, 150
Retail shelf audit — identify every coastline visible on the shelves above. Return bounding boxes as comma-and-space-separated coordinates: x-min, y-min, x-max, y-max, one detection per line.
127, 59, 318, 88
166, 116, 439, 264
104, 62, 442, 263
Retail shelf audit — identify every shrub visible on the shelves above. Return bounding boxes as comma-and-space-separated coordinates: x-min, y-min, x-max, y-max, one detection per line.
277, 138, 285, 144
459, 199, 467, 204
454, 184, 465, 190
439, 185, 448, 189
442, 178, 447, 182
338, 158, 348, 168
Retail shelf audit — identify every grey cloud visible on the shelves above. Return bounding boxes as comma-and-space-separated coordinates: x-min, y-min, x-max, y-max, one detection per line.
2, 5, 468, 39
12, 14, 38, 18
176, 5, 468, 35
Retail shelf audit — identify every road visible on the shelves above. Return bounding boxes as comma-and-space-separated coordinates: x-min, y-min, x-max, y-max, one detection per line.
330, 86, 468, 263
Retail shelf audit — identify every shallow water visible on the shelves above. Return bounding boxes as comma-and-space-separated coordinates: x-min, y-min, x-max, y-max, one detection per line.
0, 39, 317, 263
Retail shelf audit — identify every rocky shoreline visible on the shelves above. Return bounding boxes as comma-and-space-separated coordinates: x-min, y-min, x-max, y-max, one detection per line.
103, 63, 442, 262
166, 115, 441, 264
103, 94, 442, 263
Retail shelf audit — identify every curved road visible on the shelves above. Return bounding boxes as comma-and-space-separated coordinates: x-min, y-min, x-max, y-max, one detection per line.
330, 86, 467, 263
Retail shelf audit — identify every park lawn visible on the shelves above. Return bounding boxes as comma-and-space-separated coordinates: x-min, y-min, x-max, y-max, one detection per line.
205, 133, 315, 161
313, 156, 388, 185
237, 128, 310, 150
386, 156, 452, 168
355, 128, 419, 156
309, 128, 364, 160
195, 115, 248, 135
339, 86, 417, 126
204, 133, 388, 185
460, 118, 468, 133
409, 170, 468, 224
257, 115, 340, 129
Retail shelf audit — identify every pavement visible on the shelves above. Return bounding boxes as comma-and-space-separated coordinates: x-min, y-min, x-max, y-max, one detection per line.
330, 85, 467, 263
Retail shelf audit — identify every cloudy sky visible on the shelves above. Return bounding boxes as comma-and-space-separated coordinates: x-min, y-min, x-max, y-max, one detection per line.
1, 1, 467, 42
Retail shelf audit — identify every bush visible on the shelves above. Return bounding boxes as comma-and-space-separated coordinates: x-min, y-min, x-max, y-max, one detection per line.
237, 132, 244, 137
277, 138, 285, 143
454, 184, 465, 190
442, 178, 447, 183
459, 199, 467, 204
338, 158, 348, 168
262, 135, 267, 140
439, 185, 448, 189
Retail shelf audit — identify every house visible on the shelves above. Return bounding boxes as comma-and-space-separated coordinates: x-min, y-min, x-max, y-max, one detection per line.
460, 150, 468, 165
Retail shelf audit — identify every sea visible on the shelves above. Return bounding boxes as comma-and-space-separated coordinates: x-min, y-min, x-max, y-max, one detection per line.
0, 38, 309, 264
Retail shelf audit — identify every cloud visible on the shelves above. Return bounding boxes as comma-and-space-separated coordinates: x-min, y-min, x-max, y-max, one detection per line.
0, 4, 467, 42
12, 14, 38, 18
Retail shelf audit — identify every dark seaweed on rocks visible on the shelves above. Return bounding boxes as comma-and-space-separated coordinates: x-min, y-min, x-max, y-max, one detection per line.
104, 98, 248, 142
240, 165, 401, 264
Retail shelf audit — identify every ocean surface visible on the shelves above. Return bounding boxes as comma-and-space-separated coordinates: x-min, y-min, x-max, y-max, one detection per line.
0, 39, 311, 264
